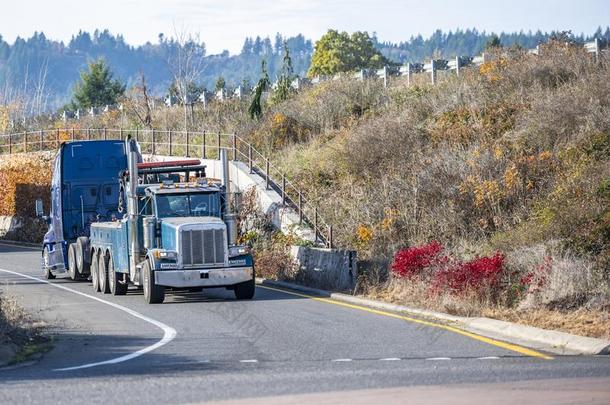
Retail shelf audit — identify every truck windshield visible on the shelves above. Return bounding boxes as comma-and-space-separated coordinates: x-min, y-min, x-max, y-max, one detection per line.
155, 193, 220, 218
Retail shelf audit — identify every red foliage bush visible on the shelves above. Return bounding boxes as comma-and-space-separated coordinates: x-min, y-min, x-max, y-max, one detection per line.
519, 256, 552, 294
391, 241, 444, 278
431, 252, 505, 295
392, 241, 507, 297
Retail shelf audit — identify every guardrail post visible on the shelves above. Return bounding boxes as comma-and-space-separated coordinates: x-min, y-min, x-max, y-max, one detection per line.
248, 144, 253, 173
186, 130, 190, 157
327, 225, 333, 248
104, 127, 107, 140
23, 131, 27, 153
71, 127, 75, 141
217, 132, 221, 159
314, 209, 318, 242
120, 128, 123, 139
298, 193, 303, 224
265, 160, 270, 190
232, 133, 237, 161
40, 130, 44, 150
135, 127, 139, 142
282, 175, 286, 205
169, 129, 173, 156
86, 128, 90, 140
151, 129, 156, 155
202, 130, 206, 159
8, 133, 12, 154
56, 128, 59, 148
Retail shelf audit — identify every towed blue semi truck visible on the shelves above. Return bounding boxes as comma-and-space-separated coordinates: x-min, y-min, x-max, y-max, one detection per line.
38, 138, 255, 304
37, 139, 135, 280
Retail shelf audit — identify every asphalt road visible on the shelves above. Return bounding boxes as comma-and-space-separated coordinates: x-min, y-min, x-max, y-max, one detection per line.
1, 243, 609, 404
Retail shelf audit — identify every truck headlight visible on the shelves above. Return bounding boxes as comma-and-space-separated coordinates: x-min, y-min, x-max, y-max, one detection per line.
229, 246, 249, 257
154, 250, 177, 260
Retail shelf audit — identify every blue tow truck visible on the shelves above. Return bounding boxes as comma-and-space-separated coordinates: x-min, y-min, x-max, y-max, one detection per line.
36, 139, 136, 280
87, 146, 255, 304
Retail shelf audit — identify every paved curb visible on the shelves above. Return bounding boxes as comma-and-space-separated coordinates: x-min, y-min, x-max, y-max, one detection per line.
0, 239, 40, 248
256, 278, 610, 356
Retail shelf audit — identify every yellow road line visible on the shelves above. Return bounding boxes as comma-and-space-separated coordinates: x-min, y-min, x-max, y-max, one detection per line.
258, 284, 553, 360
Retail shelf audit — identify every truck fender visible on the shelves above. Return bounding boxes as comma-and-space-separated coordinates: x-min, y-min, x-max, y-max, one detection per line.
145, 251, 161, 270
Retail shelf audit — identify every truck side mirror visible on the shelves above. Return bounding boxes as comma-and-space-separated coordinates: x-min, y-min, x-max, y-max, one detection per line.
35, 199, 44, 218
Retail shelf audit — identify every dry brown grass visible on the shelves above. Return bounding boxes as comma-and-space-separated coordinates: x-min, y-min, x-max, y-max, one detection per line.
483, 307, 610, 340
362, 277, 610, 339
365, 277, 501, 317
0, 291, 29, 344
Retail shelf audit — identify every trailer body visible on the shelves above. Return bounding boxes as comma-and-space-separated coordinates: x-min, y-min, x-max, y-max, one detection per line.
40, 140, 136, 278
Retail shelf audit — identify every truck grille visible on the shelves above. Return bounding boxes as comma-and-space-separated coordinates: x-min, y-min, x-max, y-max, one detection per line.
181, 228, 226, 267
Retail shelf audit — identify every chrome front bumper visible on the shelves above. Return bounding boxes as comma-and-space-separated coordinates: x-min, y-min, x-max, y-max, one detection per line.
154, 266, 253, 288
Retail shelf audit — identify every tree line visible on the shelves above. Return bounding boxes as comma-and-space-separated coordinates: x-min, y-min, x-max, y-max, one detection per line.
1, 27, 608, 112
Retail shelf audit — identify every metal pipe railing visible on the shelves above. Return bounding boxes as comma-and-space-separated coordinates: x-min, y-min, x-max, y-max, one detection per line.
0, 128, 334, 248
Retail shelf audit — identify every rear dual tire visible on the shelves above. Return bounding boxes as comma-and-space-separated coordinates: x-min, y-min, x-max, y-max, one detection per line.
98, 251, 110, 294
75, 237, 90, 276
68, 243, 81, 281
68, 237, 90, 281
91, 250, 100, 292
108, 256, 127, 296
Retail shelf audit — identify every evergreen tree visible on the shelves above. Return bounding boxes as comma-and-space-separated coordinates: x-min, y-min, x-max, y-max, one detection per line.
248, 60, 270, 120
215, 76, 226, 92
241, 37, 253, 55
485, 35, 502, 50
271, 41, 295, 104
71, 58, 125, 109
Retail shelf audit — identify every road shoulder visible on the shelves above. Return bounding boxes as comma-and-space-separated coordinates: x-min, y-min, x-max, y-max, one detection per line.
256, 278, 610, 356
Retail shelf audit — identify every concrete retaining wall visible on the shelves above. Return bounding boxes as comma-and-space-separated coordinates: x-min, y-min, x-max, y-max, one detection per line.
0, 216, 22, 237
290, 246, 358, 292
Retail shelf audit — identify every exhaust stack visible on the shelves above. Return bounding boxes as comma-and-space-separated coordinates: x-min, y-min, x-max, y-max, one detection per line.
128, 150, 140, 274
220, 148, 237, 245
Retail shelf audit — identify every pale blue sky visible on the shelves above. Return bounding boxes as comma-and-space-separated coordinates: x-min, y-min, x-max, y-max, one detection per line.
1, 0, 608, 54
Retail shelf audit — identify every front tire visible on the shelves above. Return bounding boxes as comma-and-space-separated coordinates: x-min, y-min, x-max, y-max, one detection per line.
142, 261, 165, 304
98, 251, 110, 294
108, 256, 127, 296
68, 243, 80, 281
234, 276, 255, 300
42, 246, 55, 280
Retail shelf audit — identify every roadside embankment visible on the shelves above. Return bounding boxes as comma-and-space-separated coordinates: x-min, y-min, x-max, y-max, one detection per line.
0, 289, 50, 367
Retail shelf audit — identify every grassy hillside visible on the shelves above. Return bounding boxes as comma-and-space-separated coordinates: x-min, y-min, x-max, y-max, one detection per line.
244, 42, 610, 334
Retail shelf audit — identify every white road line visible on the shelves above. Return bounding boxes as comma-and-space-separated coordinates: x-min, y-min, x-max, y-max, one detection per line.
239, 359, 258, 363
379, 357, 401, 361
477, 356, 500, 360
426, 357, 451, 361
0, 267, 177, 372
331, 358, 353, 362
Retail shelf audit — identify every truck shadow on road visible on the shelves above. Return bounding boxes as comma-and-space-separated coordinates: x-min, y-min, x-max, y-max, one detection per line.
128, 285, 306, 304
